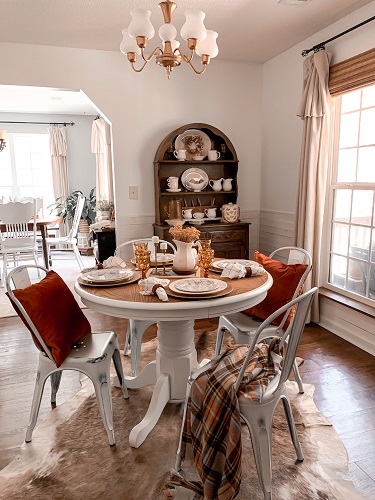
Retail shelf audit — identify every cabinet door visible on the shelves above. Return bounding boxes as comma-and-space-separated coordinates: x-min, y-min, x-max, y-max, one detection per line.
212, 243, 247, 259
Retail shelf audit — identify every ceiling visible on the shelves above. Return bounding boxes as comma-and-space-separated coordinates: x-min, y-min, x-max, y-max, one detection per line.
0, 0, 372, 63
0, 0, 372, 115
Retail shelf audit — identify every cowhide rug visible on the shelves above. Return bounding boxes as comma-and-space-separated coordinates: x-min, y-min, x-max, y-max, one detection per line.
0, 329, 364, 500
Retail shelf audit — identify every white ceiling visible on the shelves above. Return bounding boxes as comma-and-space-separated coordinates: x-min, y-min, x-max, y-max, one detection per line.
0, 0, 373, 115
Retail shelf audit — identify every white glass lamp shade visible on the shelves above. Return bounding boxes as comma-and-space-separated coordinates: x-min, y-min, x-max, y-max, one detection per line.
196, 30, 219, 58
120, 29, 141, 55
159, 23, 177, 42
162, 40, 180, 52
128, 9, 155, 40
0, 130, 8, 141
180, 10, 207, 41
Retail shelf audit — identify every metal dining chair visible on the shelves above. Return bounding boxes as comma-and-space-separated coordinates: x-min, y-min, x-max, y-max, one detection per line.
114, 238, 176, 376
6, 264, 128, 446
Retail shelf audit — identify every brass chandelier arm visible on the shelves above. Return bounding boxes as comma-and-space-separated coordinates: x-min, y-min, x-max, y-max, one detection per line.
141, 46, 163, 63
178, 48, 195, 64
179, 50, 210, 75
130, 60, 149, 73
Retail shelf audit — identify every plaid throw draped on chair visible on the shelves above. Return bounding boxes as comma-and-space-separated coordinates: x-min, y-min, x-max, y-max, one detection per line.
173, 339, 283, 500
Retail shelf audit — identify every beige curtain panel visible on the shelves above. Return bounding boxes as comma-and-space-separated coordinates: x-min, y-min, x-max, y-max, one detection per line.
49, 126, 70, 238
296, 51, 334, 322
91, 119, 114, 204
329, 47, 375, 97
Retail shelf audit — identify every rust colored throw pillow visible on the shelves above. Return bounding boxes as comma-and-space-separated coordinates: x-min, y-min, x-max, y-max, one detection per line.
242, 251, 308, 329
6, 271, 91, 367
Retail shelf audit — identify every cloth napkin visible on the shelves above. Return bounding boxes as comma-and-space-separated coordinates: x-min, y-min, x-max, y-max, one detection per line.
221, 262, 265, 279
139, 277, 170, 301
102, 256, 127, 269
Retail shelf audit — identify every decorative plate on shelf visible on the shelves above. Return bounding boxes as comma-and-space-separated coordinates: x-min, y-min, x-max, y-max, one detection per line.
181, 168, 209, 191
175, 129, 211, 160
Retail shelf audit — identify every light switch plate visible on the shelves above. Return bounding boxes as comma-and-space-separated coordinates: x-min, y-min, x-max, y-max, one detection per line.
129, 186, 138, 200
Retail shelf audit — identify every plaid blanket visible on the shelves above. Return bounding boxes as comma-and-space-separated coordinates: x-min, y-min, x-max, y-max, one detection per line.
174, 339, 283, 500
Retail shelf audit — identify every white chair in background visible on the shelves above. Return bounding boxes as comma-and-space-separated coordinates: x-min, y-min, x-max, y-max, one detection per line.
175, 288, 317, 500
46, 194, 85, 270
6, 264, 128, 446
115, 238, 176, 376
215, 247, 312, 394
0, 199, 38, 287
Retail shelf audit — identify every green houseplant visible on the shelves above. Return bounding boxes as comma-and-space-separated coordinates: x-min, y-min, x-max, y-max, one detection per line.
49, 188, 97, 225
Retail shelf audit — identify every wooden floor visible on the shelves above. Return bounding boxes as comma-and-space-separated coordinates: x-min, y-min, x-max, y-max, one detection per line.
0, 312, 374, 497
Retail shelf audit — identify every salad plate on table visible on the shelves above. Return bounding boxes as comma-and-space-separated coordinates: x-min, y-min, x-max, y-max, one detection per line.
169, 278, 227, 295
81, 268, 134, 283
211, 259, 261, 272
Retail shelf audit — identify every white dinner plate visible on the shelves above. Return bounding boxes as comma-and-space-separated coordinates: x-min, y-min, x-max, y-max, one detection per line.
212, 259, 260, 270
169, 278, 227, 295
181, 168, 209, 192
82, 268, 133, 283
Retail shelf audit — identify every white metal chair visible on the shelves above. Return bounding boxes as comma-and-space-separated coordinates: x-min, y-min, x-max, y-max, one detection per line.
46, 193, 85, 270
115, 238, 176, 376
6, 264, 128, 446
215, 247, 312, 394
0, 200, 38, 288
175, 287, 317, 500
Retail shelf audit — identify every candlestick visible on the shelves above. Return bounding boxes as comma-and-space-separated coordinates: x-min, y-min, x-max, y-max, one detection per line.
160, 242, 167, 251
161, 249, 167, 275
151, 236, 160, 244
153, 242, 159, 275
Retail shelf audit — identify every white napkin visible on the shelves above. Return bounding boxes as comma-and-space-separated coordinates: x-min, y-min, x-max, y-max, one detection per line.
102, 256, 127, 269
139, 277, 170, 301
221, 262, 265, 279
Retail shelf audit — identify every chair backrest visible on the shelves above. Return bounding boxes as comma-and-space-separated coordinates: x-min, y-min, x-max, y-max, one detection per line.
6, 264, 53, 361
234, 287, 317, 393
268, 246, 312, 330
0, 200, 37, 249
68, 194, 86, 240
115, 238, 176, 260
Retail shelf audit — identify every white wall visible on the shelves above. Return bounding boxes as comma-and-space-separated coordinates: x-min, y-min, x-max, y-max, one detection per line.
0, 112, 96, 198
0, 43, 263, 246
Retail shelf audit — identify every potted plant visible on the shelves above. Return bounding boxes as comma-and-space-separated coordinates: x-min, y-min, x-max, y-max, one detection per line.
96, 198, 115, 221
49, 188, 96, 225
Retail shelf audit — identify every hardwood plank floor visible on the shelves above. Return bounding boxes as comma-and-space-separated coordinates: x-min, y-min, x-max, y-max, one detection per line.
0, 313, 374, 497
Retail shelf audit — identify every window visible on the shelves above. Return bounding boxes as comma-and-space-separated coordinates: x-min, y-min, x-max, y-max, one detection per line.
327, 83, 375, 304
0, 133, 54, 211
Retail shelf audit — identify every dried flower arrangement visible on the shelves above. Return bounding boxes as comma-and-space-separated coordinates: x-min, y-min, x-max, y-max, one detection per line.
183, 135, 204, 155
169, 224, 200, 243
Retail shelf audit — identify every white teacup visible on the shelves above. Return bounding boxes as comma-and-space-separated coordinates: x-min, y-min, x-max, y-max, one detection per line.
182, 208, 193, 219
208, 150, 220, 161
204, 208, 217, 218
167, 176, 179, 190
193, 212, 205, 219
173, 149, 187, 161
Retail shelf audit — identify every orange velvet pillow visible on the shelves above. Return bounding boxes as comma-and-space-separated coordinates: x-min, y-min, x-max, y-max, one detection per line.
6, 271, 91, 367
242, 251, 308, 329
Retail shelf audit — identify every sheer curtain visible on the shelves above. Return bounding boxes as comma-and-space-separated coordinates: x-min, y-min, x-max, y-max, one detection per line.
295, 51, 334, 322
49, 126, 70, 237
91, 118, 114, 203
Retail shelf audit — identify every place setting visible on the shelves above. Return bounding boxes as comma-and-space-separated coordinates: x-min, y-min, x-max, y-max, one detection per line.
78, 256, 141, 287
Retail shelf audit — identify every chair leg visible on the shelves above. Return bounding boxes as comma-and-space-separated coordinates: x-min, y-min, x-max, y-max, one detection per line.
72, 243, 84, 270
1, 254, 7, 288
92, 374, 115, 446
281, 396, 304, 461
241, 407, 274, 500
26, 368, 50, 442
175, 378, 195, 471
215, 325, 227, 357
50, 370, 63, 404
129, 319, 154, 377
293, 360, 304, 394
112, 348, 129, 399
123, 323, 131, 356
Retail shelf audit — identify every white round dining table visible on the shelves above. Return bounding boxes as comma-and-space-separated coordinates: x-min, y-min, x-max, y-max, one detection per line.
75, 270, 272, 448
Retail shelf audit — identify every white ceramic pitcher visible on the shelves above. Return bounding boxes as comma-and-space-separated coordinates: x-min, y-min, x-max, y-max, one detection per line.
209, 178, 223, 191
222, 178, 233, 191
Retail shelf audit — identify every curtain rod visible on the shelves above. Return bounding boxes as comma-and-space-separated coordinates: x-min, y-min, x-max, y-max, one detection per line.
0, 120, 75, 126
301, 15, 375, 57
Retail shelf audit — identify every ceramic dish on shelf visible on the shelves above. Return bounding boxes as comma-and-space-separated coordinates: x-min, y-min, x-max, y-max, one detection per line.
81, 268, 133, 283
212, 259, 261, 271
175, 129, 211, 160
166, 188, 182, 193
78, 272, 140, 287
169, 278, 227, 295
181, 168, 209, 191
166, 283, 233, 300
165, 219, 186, 226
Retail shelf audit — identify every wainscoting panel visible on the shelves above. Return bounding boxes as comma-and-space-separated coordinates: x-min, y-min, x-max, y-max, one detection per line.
240, 209, 259, 257
320, 296, 375, 356
259, 209, 295, 255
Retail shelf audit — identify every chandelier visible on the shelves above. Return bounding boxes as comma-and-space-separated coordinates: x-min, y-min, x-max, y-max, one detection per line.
120, 1, 218, 79
0, 130, 8, 152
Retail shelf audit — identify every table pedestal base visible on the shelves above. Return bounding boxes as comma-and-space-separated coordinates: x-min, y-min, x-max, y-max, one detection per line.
123, 320, 198, 448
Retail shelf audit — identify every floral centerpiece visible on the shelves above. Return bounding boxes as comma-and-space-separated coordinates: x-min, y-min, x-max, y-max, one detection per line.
169, 224, 200, 242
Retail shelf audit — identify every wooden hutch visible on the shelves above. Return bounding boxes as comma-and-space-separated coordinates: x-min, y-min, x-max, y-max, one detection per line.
153, 123, 250, 259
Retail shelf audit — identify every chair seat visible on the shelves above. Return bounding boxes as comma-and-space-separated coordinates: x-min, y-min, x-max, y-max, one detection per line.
61, 331, 116, 364
0, 244, 38, 253
46, 236, 77, 245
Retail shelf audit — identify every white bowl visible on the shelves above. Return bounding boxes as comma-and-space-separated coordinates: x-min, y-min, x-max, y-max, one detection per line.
165, 219, 186, 226
192, 155, 206, 161
187, 180, 206, 191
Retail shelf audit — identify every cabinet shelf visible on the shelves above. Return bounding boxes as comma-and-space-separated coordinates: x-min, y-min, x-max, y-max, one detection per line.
161, 190, 236, 196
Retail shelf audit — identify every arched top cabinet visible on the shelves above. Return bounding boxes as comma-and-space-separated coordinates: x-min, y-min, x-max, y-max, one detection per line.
153, 123, 250, 259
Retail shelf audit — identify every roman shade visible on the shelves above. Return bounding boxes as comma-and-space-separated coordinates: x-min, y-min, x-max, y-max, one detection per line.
329, 47, 375, 96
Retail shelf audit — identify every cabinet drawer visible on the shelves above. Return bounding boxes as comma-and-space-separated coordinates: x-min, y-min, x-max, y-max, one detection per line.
206, 229, 246, 243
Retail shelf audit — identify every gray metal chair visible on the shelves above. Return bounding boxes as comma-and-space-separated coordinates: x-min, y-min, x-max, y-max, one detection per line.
115, 238, 176, 376
215, 247, 312, 393
175, 287, 317, 500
